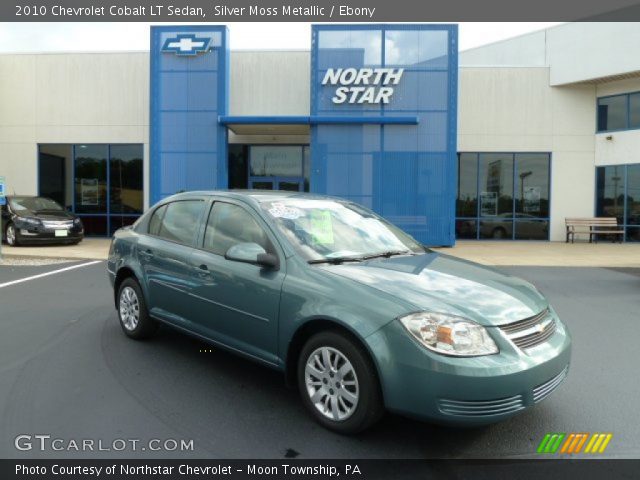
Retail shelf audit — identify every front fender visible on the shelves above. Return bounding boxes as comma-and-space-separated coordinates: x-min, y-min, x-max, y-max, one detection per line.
277, 258, 411, 364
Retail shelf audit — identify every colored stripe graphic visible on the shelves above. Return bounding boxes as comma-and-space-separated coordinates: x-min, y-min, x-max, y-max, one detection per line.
540, 432, 613, 454
585, 433, 613, 454
537, 433, 566, 453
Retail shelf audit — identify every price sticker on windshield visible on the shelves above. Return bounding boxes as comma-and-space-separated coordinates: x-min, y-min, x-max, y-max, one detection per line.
310, 210, 334, 245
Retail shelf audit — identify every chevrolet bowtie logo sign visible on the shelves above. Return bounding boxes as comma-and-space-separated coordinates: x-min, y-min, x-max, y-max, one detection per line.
161, 34, 212, 56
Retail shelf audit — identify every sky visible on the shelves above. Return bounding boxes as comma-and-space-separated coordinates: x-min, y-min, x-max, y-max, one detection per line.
0, 22, 563, 53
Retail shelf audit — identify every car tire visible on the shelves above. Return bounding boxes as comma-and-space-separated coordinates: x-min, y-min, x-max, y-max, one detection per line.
116, 277, 157, 340
5, 223, 18, 246
297, 330, 384, 434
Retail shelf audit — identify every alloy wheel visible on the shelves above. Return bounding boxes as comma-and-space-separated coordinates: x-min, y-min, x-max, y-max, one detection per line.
6, 225, 16, 246
304, 346, 359, 421
119, 286, 140, 331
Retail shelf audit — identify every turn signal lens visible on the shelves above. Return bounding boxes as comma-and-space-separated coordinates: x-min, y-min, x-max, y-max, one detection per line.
398, 312, 499, 357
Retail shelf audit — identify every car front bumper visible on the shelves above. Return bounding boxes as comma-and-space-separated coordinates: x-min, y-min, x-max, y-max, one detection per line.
365, 309, 572, 426
14, 226, 84, 244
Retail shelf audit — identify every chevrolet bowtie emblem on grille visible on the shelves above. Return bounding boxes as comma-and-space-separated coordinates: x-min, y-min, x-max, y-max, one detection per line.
161, 34, 212, 56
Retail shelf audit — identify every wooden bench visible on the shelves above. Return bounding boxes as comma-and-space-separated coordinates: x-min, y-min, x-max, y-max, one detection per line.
565, 217, 624, 243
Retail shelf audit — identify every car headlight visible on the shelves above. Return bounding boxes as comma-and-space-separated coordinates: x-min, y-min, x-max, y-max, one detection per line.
74, 218, 82, 225
17, 217, 41, 227
398, 312, 499, 357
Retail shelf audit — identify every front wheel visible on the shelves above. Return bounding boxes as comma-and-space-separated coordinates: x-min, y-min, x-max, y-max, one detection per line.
297, 330, 384, 434
116, 278, 157, 339
5, 223, 18, 246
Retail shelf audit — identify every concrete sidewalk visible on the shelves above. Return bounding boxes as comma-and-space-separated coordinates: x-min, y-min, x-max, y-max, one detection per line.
2, 238, 640, 267
433, 241, 640, 267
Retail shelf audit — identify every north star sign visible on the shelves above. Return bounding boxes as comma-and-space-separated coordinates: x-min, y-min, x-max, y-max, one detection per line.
322, 68, 404, 104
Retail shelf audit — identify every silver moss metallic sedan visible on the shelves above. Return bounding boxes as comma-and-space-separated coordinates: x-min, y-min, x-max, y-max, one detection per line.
107, 191, 571, 434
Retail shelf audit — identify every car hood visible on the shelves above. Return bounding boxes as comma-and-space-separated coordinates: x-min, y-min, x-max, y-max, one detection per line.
318, 252, 547, 326
16, 209, 74, 220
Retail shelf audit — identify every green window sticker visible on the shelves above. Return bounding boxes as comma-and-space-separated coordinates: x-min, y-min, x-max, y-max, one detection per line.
310, 210, 334, 245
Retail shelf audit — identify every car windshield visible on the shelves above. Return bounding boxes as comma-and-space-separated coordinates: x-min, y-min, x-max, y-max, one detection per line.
260, 199, 425, 262
10, 196, 64, 212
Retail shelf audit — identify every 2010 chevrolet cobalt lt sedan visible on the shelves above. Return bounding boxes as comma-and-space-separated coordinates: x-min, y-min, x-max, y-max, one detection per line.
107, 191, 571, 434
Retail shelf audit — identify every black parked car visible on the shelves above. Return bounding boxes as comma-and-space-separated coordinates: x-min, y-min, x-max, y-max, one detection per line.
1, 196, 84, 246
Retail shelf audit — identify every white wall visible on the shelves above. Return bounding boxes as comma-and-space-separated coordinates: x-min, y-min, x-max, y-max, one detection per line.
460, 30, 547, 67
547, 23, 640, 85
460, 23, 640, 86
0, 52, 149, 200
459, 67, 597, 241
230, 51, 310, 116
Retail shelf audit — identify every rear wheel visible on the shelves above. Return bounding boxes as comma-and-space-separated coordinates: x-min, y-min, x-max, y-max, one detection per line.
5, 223, 18, 246
492, 227, 507, 239
116, 277, 157, 339
297, 330, 384, 434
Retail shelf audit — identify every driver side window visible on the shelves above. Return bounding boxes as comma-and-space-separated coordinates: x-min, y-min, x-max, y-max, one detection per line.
203, 202, 273, 256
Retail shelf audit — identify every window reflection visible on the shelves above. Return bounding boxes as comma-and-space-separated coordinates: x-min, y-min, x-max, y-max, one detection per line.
479, 154, 513, 217
110, 145, 143, 214
598, 95, 628, 132
456, 153, 478, 217
515, 153, 550, 218
457, 152, 551, 240
596, 166, 625, 224
74, 145, 108, 214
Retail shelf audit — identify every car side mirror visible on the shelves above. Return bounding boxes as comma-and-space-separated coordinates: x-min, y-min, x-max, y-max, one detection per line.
225, 243, 279, 270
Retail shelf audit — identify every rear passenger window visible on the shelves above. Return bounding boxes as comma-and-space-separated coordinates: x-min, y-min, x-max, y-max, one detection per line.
156, 200, 205, 245
204, 202, 273, 256
148, 205, 167, 236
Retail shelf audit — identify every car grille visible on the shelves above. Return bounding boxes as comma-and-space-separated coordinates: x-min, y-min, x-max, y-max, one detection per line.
42, 220, 74, 229
437, 394, 525, 417
533, 366, 569, 403
499, 308, 557, 350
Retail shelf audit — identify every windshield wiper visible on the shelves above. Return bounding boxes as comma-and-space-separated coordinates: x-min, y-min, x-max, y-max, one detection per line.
308, 256, 364, 265
361, 250, 415, 260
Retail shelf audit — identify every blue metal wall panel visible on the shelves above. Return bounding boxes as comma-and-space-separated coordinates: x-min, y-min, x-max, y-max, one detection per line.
150, 26, 228, 205
311, 24, 458, 246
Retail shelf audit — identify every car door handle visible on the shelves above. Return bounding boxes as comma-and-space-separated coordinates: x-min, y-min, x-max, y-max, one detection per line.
196, 264, 213, 278
139, 248, 154, 259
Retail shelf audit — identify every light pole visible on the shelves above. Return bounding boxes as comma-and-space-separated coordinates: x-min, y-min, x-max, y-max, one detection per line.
519, 171, 532, 211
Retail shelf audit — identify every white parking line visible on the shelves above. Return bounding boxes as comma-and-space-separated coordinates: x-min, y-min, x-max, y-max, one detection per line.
0, 260, 103, 289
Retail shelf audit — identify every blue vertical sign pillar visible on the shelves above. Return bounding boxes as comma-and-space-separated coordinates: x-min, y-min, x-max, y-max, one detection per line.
310, 25, 458, 246
150, 26, 229, 205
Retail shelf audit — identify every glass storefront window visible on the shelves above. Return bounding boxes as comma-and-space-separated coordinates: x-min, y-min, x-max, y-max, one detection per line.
457, 152, 551, 240
596, 166, 625, 224
456, 153, 478, 217
625, 165, 640, 226
598, 95, 628, 132
631, 93, 640, 130
40, 143, 144, 236
515, 153, 550, 218
110, 145, 143, 214
479, 153, 513, 218
250, 146, 303, 177
74, 145, 108, 214
595, 164, 640, 242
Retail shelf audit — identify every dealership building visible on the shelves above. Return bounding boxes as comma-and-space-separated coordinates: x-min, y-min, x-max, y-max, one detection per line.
1, 22, 640, 245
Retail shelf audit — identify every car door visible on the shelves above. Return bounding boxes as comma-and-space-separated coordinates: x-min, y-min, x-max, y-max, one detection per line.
138, 199, 206, 327
189, 199, 285, 365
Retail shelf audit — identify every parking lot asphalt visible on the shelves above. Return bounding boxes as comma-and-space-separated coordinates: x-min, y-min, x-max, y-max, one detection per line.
0, 261, 638, 459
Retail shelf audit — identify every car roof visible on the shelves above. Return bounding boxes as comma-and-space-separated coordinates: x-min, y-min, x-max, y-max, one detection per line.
168, 190, 344, 205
